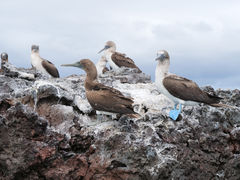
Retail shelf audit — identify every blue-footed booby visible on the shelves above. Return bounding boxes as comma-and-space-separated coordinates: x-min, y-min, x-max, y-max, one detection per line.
1, 52, 8, 71
31, 45, 59, 78
61, 59, 137, 117
155, 50, 225, 120
98, 41, 142, 73
96, 55, 109, 76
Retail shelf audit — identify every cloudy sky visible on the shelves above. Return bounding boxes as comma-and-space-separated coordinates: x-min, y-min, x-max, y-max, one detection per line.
1, 0, 240, 89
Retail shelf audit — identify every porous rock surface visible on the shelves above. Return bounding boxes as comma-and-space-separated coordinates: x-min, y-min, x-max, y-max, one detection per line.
0, 63, 240, 180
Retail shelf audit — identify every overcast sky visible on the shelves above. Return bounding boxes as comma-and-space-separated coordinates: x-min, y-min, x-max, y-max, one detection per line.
1, 0, 240, 89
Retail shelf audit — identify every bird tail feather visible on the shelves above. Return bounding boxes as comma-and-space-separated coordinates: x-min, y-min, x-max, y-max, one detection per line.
210, 103, 238, 109
207, 93, 222, 104
128, 113, 141, 118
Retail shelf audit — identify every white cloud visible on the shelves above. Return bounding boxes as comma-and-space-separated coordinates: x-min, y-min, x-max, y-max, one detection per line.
0, 0, 240, 89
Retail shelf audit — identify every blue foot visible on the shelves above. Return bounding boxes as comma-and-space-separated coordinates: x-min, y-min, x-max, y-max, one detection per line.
169, 109, 180, 120
169, 104, 182, 120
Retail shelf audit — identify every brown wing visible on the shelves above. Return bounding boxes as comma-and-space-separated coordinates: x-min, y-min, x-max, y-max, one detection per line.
42, 59, 60, 78
86, 82, 135, 114
111, 52, 142, 73
92, 83, 133, 101
163, 75, 221, 104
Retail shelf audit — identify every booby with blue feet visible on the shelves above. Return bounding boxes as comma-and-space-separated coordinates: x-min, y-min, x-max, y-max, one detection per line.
1, 52, 8, 71
61, 59, 138, 118
98, 41, 142, 73
96, 55, 109, 76
31, 45, 60, 78
155, 50, 225, 120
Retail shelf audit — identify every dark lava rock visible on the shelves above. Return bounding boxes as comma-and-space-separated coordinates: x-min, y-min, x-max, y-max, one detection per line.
0, 63, 240, 180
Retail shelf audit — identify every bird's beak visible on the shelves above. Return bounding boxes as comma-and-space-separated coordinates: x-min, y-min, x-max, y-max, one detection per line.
98, 46, 108, 54
155, 54, 165, 61
61, 62, 83, 69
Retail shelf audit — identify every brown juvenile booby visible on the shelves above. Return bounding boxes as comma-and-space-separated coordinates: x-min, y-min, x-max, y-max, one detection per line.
61, 59, 137, 116
1, 52, 8, 71
155, 50, 226, 120
31, 45, 59, 78
98, 41, 142, 73
96, 55, 109, 76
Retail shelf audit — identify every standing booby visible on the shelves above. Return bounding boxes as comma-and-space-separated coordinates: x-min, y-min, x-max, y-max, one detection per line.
96, 55, 109, 76
155, 50, 224, 120
98, 41, 142, 73
1, 52, 8, 71
31, 45, 59, 78
61, 59, 137, 116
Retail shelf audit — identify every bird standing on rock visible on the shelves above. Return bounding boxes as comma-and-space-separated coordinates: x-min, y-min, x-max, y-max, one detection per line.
61, 59, 138, 118
1, 52, 8, 72
155, 50, 228, 120
98, 41, 142, 73
31, 45, 59, 78
96, 55, 109, 76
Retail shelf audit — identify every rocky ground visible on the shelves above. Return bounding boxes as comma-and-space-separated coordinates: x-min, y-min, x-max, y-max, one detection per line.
0, 62, 240, 180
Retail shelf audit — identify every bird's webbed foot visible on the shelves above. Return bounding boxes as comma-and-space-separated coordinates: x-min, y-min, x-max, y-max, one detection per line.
169, 104, 182, 120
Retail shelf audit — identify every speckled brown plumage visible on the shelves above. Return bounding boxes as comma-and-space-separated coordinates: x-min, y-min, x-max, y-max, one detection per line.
163, 75, 222, 105
42, 59, 60, 78
85, 80, 135, 114
62, 59, 137, 115
111, 52, 142, 73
